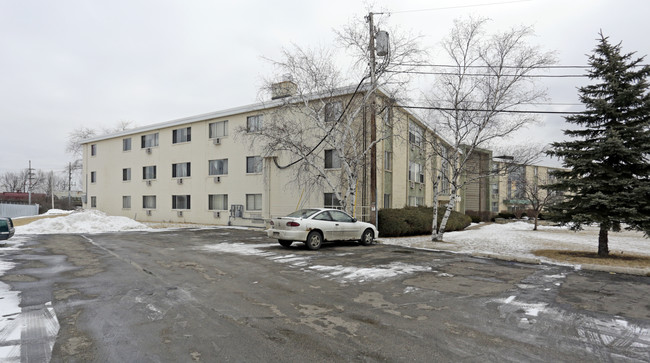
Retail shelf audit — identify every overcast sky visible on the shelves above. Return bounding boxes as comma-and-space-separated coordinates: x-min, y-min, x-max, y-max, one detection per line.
2, 0, 648, 176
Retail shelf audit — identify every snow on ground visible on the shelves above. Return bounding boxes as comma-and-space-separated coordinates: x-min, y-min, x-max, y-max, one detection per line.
200, 243, 432, 283
0, 236, 26, 361
15, 210, 151, 234
42, 209, 74, 216
381, 221, 650, 265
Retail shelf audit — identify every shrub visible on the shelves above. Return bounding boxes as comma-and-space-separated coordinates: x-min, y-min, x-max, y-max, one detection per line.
465, 210, 495, 223
468, 214, 482, 224
379, 206, 472, 237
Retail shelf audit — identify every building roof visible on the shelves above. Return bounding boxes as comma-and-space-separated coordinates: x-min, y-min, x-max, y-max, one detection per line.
80, 84, 439, 145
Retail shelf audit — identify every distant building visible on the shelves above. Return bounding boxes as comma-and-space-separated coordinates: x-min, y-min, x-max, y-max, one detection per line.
0, 192, 47, 204
490, 162, 566, 215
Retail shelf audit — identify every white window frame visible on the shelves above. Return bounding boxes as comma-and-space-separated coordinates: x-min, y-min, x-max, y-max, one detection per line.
246, 115, 262, 133
324, 101, 342, 122
122, 168, 131, 181
208, 159, 228, 175
209, 120, 228, 138
123, 138, 132, 151
408, 121, 423, 147
246, 156, 263, 174
246, 193, 262, 211
143, 165, 157, 180
409, 162, 424, 183
172, 162, 191, 178
208, 194, 228, 210
324, 149, 341, 169
122, 196, 131, 209
384, 151, 392, 171
173, 127, 191, 144
323, 193, 342, 209
143, 195, 156, 209
172, 195, 191, 210
141, 133, 159, 148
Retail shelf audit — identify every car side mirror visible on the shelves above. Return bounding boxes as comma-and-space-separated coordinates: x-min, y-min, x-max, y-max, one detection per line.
352, 218, 357, 223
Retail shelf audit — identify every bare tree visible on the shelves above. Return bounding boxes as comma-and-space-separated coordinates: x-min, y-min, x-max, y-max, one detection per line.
66, 121, 135, 159
0, 171, 26, 192
426, 17, 556, 241
518, 175, 562, 230
244, 45, 375, 214
66, 127, 97, 159
0, 168, 53, 195
245, 17, 426, 214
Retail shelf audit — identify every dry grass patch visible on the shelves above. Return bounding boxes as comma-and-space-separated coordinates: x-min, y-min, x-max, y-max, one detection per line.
534, 249, 650, 269
12, 214, 64, 227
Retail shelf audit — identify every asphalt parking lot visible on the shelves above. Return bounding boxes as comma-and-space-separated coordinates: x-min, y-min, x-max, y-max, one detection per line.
2, 228, 649, 362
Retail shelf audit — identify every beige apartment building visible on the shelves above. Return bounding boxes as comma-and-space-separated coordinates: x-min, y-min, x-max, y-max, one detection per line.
81, 86, 461, 227
490, 162, 564, 215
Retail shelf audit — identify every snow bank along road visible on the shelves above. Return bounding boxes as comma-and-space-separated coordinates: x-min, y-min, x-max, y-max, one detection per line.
1, 228, 649, 362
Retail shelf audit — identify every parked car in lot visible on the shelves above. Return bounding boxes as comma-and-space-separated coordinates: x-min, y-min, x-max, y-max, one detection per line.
0, 217, 15, 240
267, 208, 378, 250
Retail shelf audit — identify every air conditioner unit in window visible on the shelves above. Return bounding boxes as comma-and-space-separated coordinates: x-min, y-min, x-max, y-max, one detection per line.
213, 138, 221, 145
213, 211, 221, 218
177, 211, 183, 217
146, 180, 152, 186
410, 181, 415, 189
177, 178, 183, 185
146, 147, 152, 154
213, 176, 221, 183
146, 210, 152, 216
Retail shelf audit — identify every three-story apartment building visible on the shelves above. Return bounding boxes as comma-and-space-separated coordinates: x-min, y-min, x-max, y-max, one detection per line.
82, 85, 461, 226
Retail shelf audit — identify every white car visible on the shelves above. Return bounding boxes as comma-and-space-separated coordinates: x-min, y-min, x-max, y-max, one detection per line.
267, 208, 378, 250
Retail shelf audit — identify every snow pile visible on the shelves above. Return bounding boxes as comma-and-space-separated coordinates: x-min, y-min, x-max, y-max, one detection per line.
43, 209, 74, 216
16, 210, 150, 234
381, 221, 650, 263
0, 260, 20, 359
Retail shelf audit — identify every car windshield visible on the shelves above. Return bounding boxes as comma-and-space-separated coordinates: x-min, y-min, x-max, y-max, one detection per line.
285, 209, 320, 218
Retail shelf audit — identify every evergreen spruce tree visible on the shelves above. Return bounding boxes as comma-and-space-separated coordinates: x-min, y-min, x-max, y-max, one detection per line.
546, 32, 650, 256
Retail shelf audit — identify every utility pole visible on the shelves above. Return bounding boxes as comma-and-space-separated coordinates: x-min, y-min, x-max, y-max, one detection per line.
51, 170, 55, 209
367, 12, 378, 226
28, 160, 34, 204
68, 162, 72, 209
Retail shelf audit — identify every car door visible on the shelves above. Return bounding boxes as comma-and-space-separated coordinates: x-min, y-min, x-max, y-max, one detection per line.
0, 219, 9, 240
311, 211, 340, 240
328, 210, 358, 240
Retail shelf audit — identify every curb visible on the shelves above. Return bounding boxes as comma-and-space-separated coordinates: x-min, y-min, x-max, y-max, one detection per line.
378, 241, 650, 277
470, 252, 650, 277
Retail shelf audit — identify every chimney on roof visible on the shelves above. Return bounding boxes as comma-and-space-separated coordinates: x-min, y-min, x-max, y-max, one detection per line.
271, 75, 297, 100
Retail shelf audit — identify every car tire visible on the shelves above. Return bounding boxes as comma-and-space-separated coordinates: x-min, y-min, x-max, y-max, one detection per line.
305, 231, 323, 250
278, 240, 293, 248
359, 228, 374, 246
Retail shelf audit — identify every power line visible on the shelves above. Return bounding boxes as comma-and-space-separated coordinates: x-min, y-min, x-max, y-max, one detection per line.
386, 70, 588, 78
401, 104, 584, 115
272, 74, 370, 170
423, 99, 584, 106
396, 63, 593, 69
389, 0, 533, 14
